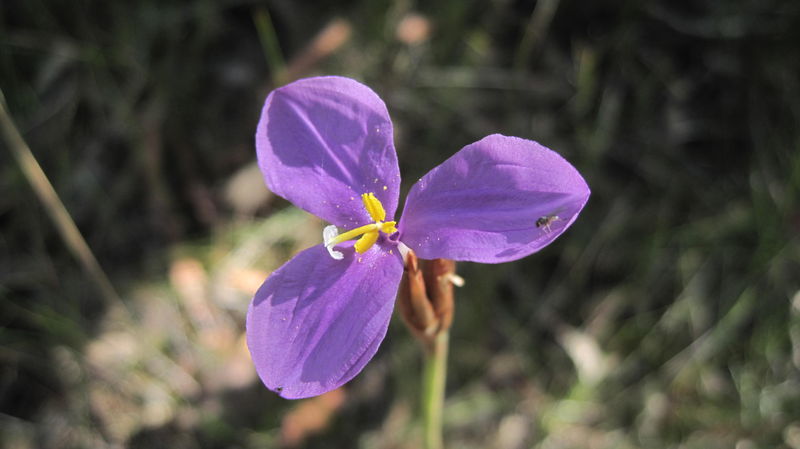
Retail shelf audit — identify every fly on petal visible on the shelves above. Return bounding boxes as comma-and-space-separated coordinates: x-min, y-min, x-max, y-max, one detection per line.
398, 134, 590, 263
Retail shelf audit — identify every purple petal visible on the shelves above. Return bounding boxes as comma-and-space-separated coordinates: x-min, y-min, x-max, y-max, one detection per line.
398, 134, 590, 263
246, 241, 404, 399
256, 76, 400, 227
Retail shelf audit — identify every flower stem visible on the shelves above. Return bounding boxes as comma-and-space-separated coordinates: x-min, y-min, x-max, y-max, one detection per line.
398, 253, 455, 448
422, 330, 449, 449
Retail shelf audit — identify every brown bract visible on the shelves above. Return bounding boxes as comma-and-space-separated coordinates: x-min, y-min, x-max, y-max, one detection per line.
397, 250, 456, 352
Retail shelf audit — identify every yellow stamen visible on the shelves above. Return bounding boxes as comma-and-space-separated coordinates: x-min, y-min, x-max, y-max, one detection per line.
362, 193, 386, 222
380, 221, 398, 234
324, 192, 398, 257
354, 230, 379, 253
328, 223, 380, 247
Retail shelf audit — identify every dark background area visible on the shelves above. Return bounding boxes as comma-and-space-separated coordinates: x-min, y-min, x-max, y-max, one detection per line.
2, 0, 799, 448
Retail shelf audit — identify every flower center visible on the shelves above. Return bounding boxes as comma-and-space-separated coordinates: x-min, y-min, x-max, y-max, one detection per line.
323, 193, 398, 260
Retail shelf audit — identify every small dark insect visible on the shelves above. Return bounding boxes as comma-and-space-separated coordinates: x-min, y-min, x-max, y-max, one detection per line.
276, 386, 284, 393
536, 215, 560, 234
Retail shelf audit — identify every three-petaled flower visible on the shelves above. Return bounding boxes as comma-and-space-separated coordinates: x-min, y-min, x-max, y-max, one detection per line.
247, 76, 590, 399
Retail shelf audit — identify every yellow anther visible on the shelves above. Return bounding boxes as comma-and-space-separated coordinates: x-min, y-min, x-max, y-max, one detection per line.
380, 221, 398, 234
324, 192, 397, 258
354, 230, 379, 253
362, 193, 386, 222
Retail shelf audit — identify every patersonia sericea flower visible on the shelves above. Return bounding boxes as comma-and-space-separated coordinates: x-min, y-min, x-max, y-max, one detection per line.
247, 76, 590, 399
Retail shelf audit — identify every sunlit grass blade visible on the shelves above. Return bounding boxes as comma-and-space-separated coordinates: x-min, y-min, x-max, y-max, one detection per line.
0, 89, 126, 313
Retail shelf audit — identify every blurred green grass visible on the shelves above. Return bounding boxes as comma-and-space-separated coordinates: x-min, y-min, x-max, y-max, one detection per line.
2, 0, 800, 448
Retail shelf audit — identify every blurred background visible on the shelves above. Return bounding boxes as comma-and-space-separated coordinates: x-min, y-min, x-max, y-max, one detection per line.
2, 0, 800, 448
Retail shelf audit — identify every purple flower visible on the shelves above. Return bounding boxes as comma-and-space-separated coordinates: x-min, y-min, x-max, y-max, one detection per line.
247, 76, 590, 399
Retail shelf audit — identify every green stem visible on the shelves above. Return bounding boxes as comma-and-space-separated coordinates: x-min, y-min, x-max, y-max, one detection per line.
422, 331, 449, 449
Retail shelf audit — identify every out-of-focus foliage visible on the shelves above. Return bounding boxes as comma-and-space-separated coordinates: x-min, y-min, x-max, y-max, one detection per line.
1, 0, 799, 448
